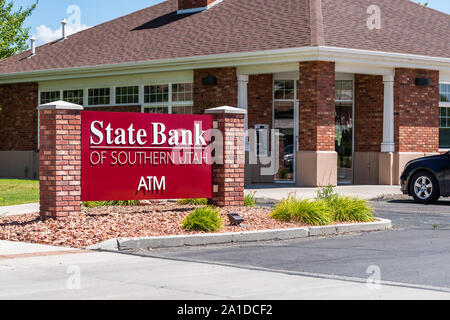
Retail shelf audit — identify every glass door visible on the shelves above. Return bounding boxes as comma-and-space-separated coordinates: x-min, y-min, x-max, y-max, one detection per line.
274, 80, 298, 183
335, 80, 354, 184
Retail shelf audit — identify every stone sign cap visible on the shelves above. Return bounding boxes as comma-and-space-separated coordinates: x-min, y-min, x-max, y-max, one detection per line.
38, 100, 84, 111
204, 106, 247, 115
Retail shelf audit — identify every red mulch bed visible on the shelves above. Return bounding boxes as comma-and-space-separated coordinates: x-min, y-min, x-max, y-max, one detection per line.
0, 202, 306, 248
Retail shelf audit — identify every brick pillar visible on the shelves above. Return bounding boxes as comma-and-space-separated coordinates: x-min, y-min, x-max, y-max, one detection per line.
391, 68, 440, 183
205, 106, 246, 207
39, 101, 83, 218
353, 74, 384, 185
297, 61, 337, 187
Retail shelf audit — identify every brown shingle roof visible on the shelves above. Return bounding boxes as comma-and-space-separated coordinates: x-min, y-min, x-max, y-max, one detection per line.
0, 0, 448, 75
322, 0, 450, 59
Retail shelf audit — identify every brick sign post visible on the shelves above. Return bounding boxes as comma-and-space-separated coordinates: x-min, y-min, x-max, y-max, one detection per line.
205, 106, 246, 207
38, 101, 83, 218
38, 104, 246, 218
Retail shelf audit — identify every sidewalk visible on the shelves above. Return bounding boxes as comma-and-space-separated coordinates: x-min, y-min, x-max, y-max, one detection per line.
0, 240, 448, 300
0, 203, 39, 217
0, 240, 80, 255
246, 185, 403, 202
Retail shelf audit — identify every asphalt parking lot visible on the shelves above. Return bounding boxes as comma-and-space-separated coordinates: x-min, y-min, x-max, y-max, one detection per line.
138, 200, 450, 292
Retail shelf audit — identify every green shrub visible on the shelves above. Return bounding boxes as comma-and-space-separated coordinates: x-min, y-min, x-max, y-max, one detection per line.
270, 196, 332, 226
328, 197, 375, 223
83, 200, 141, 208
244, 191, 257, 207
177, 198, 208, 205
182, 206, 223, 232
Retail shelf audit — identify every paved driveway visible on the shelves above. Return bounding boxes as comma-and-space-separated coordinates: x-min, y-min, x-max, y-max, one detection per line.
139, 200, 450, 292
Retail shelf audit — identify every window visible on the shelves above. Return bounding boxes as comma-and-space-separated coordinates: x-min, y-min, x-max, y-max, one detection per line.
172, 83, 193, 102
40, 91, 60, 104
336, 80, 353, 101
143, 83, 193, 114
144, 85, 169, 104
116, 86, 139, 104
440, 84, 450, 103
63, 90, 84, 105
255, 124, 269, 157
439, 84, 450, 149
439, 107, 450, 148
88, 88, 110, 106
274, 80, 295, 100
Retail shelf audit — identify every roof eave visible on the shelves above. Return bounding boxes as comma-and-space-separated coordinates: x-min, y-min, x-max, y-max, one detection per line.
0, 47, 320, 84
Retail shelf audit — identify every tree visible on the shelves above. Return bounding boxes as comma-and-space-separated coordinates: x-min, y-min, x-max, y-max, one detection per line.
0, 0, 38, 59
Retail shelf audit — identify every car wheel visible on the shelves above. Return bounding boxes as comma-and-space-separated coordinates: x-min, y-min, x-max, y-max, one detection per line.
410, 171, 440, 204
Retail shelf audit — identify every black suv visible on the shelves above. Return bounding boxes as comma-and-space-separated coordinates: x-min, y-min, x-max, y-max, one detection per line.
400, 152, 450, 204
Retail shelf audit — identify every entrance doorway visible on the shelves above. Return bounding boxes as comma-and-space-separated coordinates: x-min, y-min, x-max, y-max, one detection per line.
335, 79, 354, 184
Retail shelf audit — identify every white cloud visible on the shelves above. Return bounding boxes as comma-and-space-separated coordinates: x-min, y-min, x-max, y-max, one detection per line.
35, 5, 91, 45
35, 23, 91, 45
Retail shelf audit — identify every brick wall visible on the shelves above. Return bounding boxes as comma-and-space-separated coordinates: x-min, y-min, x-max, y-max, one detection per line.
193, 67, 238, 114
0, 82, 38, 151
354, 74, 384, 152
178, 0, 216, 10
39, 108, 82, 218
298, 61, 335, 151
248, 74, 273, 129
394, 68, 439, 153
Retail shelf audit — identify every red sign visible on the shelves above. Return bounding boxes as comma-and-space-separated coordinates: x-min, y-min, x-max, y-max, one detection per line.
81, 111, 213, 201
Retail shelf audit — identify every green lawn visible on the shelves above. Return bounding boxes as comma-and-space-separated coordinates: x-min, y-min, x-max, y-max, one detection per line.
0, 179, 39, 207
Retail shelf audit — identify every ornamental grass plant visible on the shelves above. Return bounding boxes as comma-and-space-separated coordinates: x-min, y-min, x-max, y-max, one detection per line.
271, 187, 376, 226
328, 196, 375, 223
270, 195, 333, 226
182, 206, 223, 232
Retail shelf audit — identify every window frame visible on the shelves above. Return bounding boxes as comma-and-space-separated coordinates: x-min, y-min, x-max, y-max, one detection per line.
62, 88, 85, 105
439, 82, 450, 151
335, 79, 354, 103
39, 91, 61, 105
439, 83, 450, 107
115, 85, 140, 106
273, 80, 296, 101
87, 87, 111, 106
38, 82, 194, 113
142, 82, 194, 115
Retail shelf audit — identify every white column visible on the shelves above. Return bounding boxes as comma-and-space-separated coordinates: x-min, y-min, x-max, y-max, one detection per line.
381, 74, 395, 153
237, 74, 249, 151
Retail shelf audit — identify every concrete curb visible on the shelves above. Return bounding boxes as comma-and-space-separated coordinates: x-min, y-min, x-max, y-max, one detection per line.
88, 218, 392, 252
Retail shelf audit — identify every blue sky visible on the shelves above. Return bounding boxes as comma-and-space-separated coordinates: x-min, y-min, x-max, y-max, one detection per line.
13, 0, 450, 45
